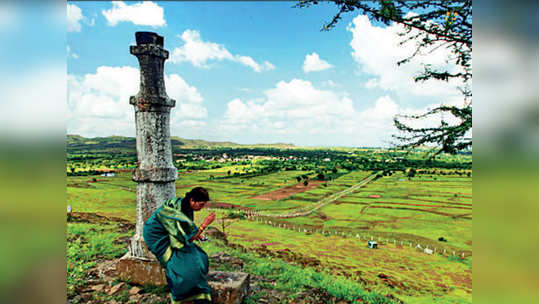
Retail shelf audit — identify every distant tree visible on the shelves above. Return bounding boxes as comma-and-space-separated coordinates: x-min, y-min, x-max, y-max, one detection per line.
296, 0, 472, 155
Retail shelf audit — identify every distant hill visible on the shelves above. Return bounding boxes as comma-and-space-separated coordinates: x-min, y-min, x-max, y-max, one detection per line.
67, 134, 295, 154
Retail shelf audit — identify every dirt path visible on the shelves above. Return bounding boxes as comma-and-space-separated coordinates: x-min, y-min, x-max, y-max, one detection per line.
254, 171, 382, 219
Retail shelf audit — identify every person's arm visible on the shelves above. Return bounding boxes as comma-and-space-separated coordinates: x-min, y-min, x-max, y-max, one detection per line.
189, 213, 216, 242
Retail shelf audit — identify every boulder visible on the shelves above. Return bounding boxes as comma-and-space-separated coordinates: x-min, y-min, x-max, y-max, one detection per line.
208, 271, 249, 304
115, 256, 167, 286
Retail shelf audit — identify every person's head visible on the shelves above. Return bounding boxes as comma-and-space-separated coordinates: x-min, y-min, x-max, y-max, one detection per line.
183, 187, 210, 212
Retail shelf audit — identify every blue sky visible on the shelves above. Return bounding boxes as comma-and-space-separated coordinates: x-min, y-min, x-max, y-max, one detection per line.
67, 1, 463, 147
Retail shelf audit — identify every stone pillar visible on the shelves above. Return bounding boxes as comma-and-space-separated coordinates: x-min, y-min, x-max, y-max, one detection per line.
127, 31, 177, 259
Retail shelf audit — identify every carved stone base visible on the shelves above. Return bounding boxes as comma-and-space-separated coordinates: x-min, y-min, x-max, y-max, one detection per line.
110, 257, 250, 304
115, 255, 167, 286
208, 271, 250, 304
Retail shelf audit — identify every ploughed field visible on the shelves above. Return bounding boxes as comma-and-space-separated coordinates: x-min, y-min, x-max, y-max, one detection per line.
67, 164, 472, 303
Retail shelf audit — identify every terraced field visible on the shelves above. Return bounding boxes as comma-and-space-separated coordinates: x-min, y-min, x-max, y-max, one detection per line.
67, 164, 472, 303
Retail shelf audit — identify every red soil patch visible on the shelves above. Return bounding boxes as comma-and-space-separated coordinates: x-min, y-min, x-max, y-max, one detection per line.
260, 242, 280, 247
176, 184, 194, 190
251, 180, 326, 201
369, 194, 382, 198
88, 179, 107, 183
206, 201, 253, 211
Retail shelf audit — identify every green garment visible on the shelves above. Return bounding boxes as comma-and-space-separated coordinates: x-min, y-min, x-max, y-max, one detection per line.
143, 198, 211, 303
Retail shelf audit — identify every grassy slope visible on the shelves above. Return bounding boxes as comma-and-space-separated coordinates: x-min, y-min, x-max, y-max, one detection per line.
67, 163, 472, 303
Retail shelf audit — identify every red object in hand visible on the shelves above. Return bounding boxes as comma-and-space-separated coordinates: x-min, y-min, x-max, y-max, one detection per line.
202, 213, 216, 228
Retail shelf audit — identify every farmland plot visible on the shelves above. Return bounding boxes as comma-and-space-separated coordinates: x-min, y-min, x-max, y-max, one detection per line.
67, 152, 472, 303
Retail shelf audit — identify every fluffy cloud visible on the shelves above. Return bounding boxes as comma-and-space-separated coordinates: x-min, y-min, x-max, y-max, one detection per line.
102, 1, 165, 27
170, 30, 275, 72
67, 3, 83, 32
219, 78, 461, 147
67, 3, 94, 32
68, 66, 207, 137
166, 74, 208, 129
302, 52, 333, 73
348, 14, 463, 98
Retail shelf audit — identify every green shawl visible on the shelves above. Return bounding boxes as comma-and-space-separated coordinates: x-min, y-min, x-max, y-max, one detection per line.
156, 198, 199, 250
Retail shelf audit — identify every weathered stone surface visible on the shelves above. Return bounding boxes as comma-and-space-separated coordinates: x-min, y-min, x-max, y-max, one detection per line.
208, 271, 249, 304
129, 286, 142, 295
116, 256, 167, 286
90, 284, 106, 292
108, 282, 126, 295
128, 294, 143, 303
128, 31, 177, 260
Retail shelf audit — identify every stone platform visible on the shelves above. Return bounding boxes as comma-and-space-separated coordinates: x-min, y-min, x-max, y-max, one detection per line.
107, 257, 249, 304
207, 271, 250, 304
115, 256, 167, 286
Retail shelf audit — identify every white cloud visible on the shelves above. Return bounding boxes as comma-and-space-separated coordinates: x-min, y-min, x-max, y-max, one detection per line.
302, 52, 333, 73
218, 78, 460, 147
360, 95, 398, 121
102, 1, 165, 27
67, 3, 95, 32
170, 29, 274, 72
221, 79, 357, 142
347, 14, 463, 99
165, 74, 208, 125
68, 66, 207, 138
67, 3, 83, 32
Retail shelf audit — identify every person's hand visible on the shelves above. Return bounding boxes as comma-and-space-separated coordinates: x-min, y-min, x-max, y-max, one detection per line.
202, 213, 216, 228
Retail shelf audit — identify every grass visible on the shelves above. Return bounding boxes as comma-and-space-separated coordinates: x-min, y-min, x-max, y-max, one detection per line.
67, 223, 129, 297
195, 212, 472, 303
66, 163, 472, 303
200, 239, 397, 303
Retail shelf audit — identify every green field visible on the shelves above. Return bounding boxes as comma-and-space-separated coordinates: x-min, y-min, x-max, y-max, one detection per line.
67, 141, 472, 303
